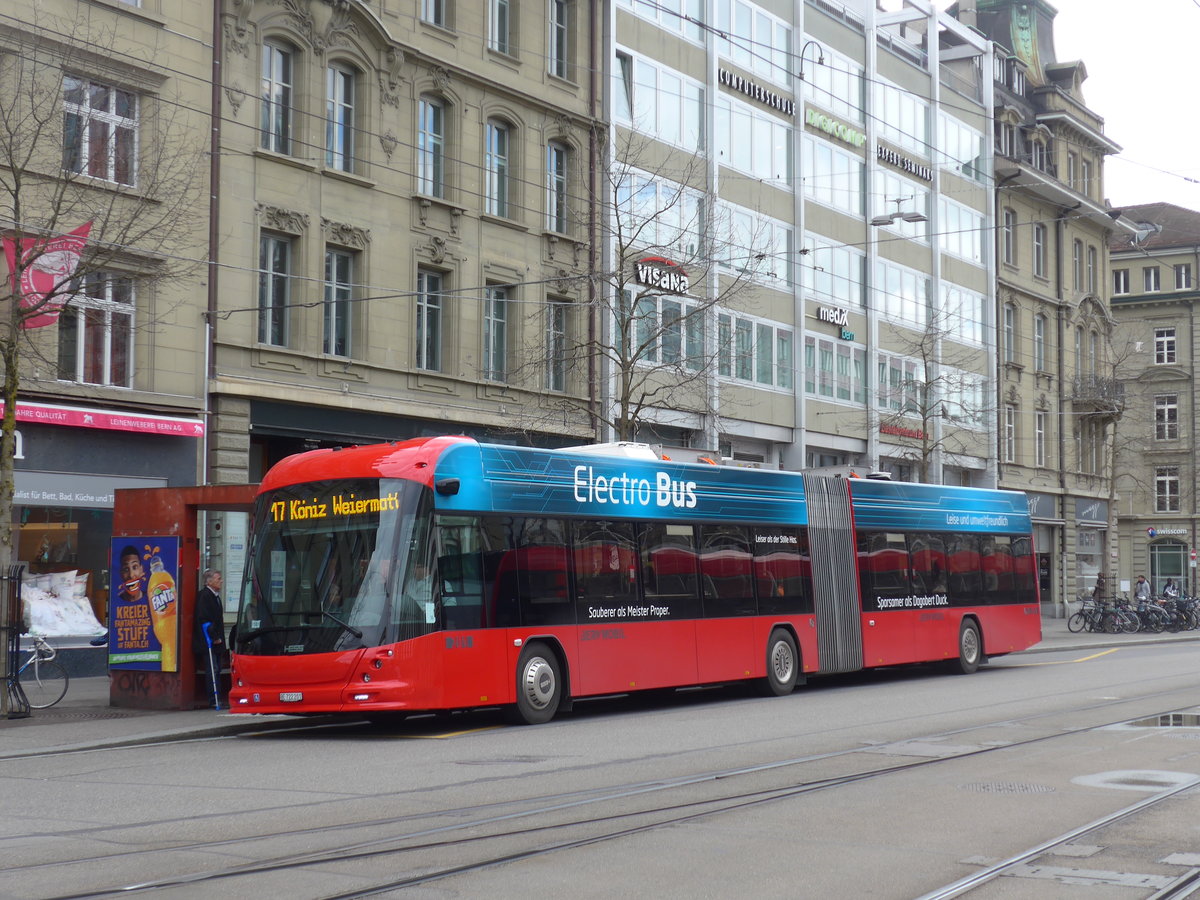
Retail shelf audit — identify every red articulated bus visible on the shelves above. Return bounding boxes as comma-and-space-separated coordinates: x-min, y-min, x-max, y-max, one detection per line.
229, 437, 1041, 724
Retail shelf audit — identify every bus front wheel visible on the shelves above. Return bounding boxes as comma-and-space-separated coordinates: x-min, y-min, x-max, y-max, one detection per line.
950, 620, 981, 675
760, 629, 799, 696
510, 642, 562, 725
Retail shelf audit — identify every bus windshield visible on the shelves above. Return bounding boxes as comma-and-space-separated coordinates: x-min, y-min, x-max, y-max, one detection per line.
234, 477, 436, 656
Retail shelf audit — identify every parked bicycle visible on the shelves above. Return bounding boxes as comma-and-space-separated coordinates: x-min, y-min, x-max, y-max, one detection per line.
1068, 598, 1114, 633
17, 634, 69, 709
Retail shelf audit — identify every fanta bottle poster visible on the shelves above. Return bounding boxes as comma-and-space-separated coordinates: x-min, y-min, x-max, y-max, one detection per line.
109, 537, 180, 672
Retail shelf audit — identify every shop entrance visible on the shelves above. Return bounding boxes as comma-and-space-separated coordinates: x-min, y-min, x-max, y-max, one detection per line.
109, 485, 256, 710
1149, 540, 1186, 596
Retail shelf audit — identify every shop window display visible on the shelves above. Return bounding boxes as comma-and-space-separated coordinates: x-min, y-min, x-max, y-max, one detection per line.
17, 507, 112, 638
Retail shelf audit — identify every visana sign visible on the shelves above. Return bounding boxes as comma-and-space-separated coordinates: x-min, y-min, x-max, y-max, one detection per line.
634, 257, 690, 294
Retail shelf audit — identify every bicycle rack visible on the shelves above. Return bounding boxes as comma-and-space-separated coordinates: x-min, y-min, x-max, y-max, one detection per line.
4, 564, 31, 719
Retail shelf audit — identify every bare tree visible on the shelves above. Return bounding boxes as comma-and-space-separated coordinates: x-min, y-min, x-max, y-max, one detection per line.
0, 16, 205, 710
875, 310, 993, 484
512, 129, 780, 446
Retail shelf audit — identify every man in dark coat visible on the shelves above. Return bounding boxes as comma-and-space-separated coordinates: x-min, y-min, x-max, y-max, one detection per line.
193, 569, 225, 708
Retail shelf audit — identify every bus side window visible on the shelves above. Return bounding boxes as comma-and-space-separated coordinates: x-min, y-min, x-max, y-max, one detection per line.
573, 520, 637, 606
435, 515, 485, 630
752, 526, 808, 615
909, 532, 948, 596
480, 517, 520, 628
945, 533, 982, 603
857, 531, 911, 606
1011, 535, 1037, 603
698, 525, 755, 616
639, 522, 698, 600
515, 518, 575, 626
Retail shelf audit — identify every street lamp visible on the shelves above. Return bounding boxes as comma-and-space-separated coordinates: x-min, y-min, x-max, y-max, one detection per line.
870, 197, 927, 226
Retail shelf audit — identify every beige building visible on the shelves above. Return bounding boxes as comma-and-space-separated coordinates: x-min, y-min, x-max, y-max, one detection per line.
2, 0, 211, 600
1109, 202, 1200, 595
959, 0, 1129, 614
209, 0, 601, 484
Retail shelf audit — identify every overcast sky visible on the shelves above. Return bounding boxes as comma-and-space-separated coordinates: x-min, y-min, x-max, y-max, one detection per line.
888, 0, 1200, 212
1046, 0, 1200, 212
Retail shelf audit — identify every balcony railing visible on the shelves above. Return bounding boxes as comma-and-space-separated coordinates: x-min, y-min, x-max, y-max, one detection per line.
1071, 376, 1125, 414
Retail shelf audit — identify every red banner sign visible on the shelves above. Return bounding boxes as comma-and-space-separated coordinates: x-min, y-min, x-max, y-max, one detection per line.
0, 401, 204, 437
2, 222, 92, 329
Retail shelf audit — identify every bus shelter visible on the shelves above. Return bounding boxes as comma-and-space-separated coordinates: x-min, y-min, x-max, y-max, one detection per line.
110, 484, 256, 710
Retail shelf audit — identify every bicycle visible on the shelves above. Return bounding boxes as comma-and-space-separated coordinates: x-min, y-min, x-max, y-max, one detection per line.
17, 635, 69, 709
1068, 599, 1110, 633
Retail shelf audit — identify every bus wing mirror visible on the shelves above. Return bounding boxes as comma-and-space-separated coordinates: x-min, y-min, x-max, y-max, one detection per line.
435, 478, 461, 496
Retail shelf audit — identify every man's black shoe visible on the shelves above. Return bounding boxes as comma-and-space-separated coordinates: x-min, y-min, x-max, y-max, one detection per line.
90, 633, 108, 646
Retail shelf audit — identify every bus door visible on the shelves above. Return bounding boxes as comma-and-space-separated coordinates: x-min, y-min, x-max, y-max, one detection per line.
856, 531, 919, 666
696, 525, 757, 683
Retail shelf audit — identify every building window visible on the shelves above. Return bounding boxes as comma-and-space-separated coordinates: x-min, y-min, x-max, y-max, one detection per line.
546, 300, 568, 392
806, 336, 865, 403
1002, 209, 1016, 265
62, 76, 137, 185
1072, 239, 1083, 291
1155, 327, 1176, 364
1032, 223, 1046, 277
1155, 394, 1179, 441
1003, 405, 1016, 462
717, 312, 789, 387
417, 97, 445, 198
483, 285, 508, 381
1086, 245, 1097, 293
258, 234, 291, 346
416, 269, 443, 371
260, 42, 293, 154
1156, 466, 1180, 513
1028, 139, 1049, 171
1003, 303, 1016, 364
57, 273, 133, 386
1144, 266, 1161, 292
489, 0, 511, 53
323, 248, 353, 357
1113, 268, 1130, 294
1080, 159, 1092, 196
1033, 314, 1046, 371
1176, 263, 1192, 290
1075, 326, 1083, 377
325, 65, 355, 172
1035, 410, 1046, 467
422, 0, 447, 27
1066, 152, 1077, 188
485, 120, 510, 217
549, 0, 569, 79
547, 142, 568, 233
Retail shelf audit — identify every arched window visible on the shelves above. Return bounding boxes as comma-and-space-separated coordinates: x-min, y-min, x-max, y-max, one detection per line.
261, 41, 294, 154
485, 118, 511, 217
326, 63, 357, 172
417, 96, 446, 197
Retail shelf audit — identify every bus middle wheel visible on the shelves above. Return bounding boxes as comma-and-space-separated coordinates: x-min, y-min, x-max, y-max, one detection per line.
510, 642, 562, 725
760, 628, 799, 696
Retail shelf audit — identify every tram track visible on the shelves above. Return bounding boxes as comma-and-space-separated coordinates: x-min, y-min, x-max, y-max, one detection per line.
21, 678, 1200, 900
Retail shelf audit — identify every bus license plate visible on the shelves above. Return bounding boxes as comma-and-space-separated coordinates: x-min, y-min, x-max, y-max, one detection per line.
279, 692, 303, 702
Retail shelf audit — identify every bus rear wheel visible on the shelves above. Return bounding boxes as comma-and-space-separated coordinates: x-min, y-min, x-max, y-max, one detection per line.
509, 642, 562, 725
949, 620, 981, 675
760, 629, 799, 696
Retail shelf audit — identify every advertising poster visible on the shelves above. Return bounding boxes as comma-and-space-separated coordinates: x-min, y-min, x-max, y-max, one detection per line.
108, 537, 180, 671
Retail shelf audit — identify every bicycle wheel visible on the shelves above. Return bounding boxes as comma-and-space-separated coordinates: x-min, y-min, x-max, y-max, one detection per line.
22, 661, 69, 709
1067, 612, 1086, 633
1103, 611, 1121, 634
1120, 610, 1139, 634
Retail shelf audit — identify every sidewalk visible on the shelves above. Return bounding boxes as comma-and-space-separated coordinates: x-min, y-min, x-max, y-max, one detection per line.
3, 618, 1196, 759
